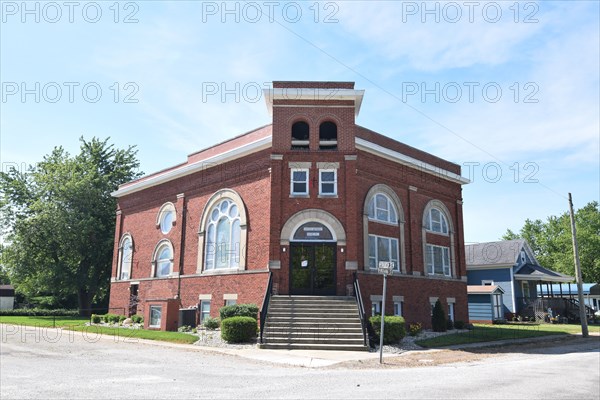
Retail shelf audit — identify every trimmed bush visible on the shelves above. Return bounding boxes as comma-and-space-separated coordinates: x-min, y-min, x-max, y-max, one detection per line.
131, 315, 143, 324
203, 317, 220, 330
221, 316, 257, 343
219, 304, 259, 321
91, 314, 101, 324
0, 308, 79, 317
453, 320, 465, 330
446, 318, 454, 330
118, 315, 127, 323
103, 313, 120, 324
369, 315, 406, 345
431, 300, 447, 332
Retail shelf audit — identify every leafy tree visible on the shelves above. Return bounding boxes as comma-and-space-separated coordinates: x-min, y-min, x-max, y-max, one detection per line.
502, 201, 600, 283
0, 137, 141, 313
431, 299, 447, 332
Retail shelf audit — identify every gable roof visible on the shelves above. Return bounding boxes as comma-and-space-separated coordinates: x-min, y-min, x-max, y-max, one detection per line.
465, 239, 531, 267
514, 263, 573, 283
467, 285, 505, 295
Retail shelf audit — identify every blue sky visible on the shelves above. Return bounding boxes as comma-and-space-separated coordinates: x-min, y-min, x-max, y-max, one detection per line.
1, 0, 599, 243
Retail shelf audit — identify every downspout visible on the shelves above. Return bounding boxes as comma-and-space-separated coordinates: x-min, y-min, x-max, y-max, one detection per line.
177, 195, 187, 300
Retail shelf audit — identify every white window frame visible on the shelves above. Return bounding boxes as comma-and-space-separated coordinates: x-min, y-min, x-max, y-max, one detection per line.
368, 234, 400, 272
393, 301, 403, 317
157, 202, 176, 235
204, 199, 241, 271
482, 280, 494, 286
200, 300, 211, 324
290, 168, 309, 196
368, 193, 398, 225
448, 303, 455, 322
149, 305, 162, 328
225, 299, 237, 306
372, 301, 382, 316
118, 234, 133, 281
153, 240, 173, 278
425, 244, 451, 277
318, 169, 337, 196
426, 207, 449, 235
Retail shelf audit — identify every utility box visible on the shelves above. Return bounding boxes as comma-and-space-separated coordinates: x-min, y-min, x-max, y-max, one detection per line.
178, 308, 197, 328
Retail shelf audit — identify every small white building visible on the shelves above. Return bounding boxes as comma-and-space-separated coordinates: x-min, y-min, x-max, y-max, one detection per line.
0, 285, 15, 310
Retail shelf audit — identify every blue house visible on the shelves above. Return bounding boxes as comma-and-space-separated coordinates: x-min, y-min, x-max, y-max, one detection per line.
465, 239, 572, 320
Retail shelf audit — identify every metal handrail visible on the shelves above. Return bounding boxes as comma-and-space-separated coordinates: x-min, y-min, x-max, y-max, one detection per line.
259, 272, 273, 344
353, 272, 368, 347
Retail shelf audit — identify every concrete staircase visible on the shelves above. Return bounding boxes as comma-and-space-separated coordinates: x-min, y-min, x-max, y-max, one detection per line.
259, 295, 368, 351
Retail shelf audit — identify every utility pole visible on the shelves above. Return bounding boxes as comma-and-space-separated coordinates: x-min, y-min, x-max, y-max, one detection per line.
568, 193, 589, 338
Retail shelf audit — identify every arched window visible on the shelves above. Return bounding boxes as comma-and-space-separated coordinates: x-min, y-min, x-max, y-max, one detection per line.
319, 121, 337, 150
291, 121, 309, 150
368, 193, 398, 224
426, 207, 449, 234
118, 234, 133, 280
152, 240, 173, 278
156, 203, 176, 234
363, 185, 406, 274
204, 199, 241, 270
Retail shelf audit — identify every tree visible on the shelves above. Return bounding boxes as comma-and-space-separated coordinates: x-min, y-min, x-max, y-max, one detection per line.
502, 201, 600, 283
431, 299, 447, 332
0, 137, 141, 313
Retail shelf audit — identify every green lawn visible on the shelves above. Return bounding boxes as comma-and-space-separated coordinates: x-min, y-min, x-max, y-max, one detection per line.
0, 315, 89, 328
416, 323, 600, 348
0, 316, 198, 344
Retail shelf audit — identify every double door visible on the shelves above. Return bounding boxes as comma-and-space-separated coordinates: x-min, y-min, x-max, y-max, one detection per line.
289, 243, 336, 295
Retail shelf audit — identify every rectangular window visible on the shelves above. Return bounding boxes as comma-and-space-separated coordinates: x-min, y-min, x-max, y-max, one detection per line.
291, 169, 309, 196
448, 303, 455, 322
425, 245, 451, 276
368, 235, 399, 271
393, 301, 403, 317
200, 301, 211, 324
149, 305, 162, 328
319, 169, 337, 196
225, 299, 236, 306
371, 301, 381, 316
482, 280, 494, 286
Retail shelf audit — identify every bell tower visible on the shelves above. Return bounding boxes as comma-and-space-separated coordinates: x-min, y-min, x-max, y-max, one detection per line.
263, 81, 364, 154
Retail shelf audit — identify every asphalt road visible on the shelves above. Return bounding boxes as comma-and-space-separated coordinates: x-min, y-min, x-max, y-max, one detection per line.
1, 324, 599, 399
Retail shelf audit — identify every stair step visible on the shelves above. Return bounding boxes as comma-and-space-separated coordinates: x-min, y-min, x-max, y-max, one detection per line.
258, 343, 368, 351
262, 295, 367, 351
263, 337, 365, 345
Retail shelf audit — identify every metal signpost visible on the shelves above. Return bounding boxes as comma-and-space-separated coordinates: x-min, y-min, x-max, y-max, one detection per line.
378, 261, 394, 364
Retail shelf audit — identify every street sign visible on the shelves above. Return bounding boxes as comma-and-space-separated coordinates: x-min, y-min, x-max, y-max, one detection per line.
378, 261, 394, 275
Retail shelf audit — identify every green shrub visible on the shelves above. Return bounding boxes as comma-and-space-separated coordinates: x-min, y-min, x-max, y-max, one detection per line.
409, 322, 422, 336
221, 316, 257, 343
131, 315, 143, 324
0, 308, 79, 317
369, 315, 406, 344
91, 314, 101, 324
453, 320, 465, 330
447, 318, 454, 330
178, 325, 192, 333
118, 315, 127, 323
219, 304, 259, 320
103, 313, 120, 324
203, 317, 220, 330
431, 300, 447, 332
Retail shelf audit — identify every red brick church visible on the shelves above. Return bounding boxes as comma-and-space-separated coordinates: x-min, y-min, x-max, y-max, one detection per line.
109, 81, 470, 337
